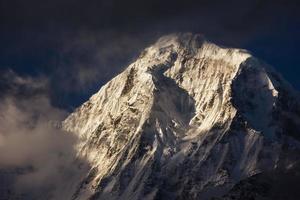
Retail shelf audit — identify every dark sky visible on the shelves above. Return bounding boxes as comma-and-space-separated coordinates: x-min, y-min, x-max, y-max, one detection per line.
1, 0, 300, 110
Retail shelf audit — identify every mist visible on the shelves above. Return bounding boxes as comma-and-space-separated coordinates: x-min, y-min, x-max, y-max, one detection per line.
0, 71, 87, 200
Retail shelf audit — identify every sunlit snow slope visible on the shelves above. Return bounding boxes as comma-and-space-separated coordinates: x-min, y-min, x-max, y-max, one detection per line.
63, 33, 300, 200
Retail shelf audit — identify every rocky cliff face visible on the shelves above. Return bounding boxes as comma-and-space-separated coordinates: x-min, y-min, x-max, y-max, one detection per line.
63, 33, 300, 200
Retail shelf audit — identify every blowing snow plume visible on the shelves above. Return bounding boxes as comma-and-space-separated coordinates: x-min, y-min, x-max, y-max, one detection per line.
0, 70, 88, 200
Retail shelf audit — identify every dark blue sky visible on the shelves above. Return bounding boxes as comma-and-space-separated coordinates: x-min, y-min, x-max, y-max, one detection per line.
0, 0, 299, 110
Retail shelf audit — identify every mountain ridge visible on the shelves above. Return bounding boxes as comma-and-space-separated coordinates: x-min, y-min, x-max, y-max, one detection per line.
62, 33, 300, 200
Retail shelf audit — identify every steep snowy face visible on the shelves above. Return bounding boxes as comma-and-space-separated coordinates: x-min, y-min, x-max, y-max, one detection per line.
63, 33, 300, 200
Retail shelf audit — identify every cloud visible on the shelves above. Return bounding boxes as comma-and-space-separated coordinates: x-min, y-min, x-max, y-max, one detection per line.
49, 30, 155, 104
0, 71, 87, 199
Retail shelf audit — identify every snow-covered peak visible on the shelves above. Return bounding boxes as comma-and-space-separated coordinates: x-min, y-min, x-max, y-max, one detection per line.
62, 33, 300, 200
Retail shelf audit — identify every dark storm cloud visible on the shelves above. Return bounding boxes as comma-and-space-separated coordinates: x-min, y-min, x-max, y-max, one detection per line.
2, 0, 298, 35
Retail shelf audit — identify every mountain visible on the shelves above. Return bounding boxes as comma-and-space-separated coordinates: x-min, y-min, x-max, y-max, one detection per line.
62, 33, 300, 200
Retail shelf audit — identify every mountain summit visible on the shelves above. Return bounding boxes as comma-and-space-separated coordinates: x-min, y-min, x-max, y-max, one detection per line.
63, 33, 300, 200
